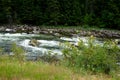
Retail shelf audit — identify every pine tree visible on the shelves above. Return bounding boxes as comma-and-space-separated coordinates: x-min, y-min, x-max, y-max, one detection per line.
45, 0, 60, 25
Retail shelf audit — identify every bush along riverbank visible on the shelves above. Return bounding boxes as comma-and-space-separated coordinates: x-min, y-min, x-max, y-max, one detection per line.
0, 36, 120, 80
62, 36, 120, 77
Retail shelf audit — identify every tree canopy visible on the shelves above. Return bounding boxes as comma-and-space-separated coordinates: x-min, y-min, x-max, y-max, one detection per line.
0, 0, 120, 29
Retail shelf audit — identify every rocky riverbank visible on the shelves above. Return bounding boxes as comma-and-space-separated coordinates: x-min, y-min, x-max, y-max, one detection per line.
0, 25, 120, 38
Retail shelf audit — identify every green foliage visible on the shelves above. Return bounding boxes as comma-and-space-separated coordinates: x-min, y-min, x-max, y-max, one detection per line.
83, 14, 93, 25
0, 58, 75, 80
11, 43, 25, 61
39, 51, 60, 64
62, 36, 119, 74
45, 0, 60, 25
0, 0, 120, 28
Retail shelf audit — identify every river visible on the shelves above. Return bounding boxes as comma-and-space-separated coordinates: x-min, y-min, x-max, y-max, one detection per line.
0, 33, 118, 61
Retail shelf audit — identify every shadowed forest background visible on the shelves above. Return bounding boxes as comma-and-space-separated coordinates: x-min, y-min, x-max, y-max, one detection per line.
0, 0, 120, 29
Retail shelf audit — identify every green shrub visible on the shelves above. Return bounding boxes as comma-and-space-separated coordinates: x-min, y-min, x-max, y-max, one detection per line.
62, 36, 119, 74
11, 43, 25, 62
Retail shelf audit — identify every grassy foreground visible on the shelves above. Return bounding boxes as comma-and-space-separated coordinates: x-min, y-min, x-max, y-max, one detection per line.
0, 56, 119, 80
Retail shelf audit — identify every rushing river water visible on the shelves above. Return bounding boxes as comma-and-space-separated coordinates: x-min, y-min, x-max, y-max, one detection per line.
0, 33, 118, 61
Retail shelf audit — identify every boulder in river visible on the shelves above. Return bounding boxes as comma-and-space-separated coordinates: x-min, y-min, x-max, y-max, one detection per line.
53, 33, 61, 37
29, 39, 40, 47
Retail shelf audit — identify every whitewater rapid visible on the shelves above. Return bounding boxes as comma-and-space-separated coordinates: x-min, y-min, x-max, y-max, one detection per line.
0, 33, 104, 60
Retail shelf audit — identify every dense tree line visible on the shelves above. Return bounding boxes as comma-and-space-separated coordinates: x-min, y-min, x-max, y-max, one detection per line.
0, 0, 120, 29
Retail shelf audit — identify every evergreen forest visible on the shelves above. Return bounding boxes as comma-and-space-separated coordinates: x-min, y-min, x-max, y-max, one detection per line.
0, 0, 120, 29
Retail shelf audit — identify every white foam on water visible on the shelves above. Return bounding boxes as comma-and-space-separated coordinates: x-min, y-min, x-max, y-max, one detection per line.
0, 33, 36, 41
60, 37, 75, 42
60, 36, 104, 47
19, 39, 62, 55
60, 37, 88, 42
60, 37, 89, 46
19, 39, 48, 55
0, 33, 39, 42
0, 33, 39, 37
38, 40, 60, 47
0, 37, 18, 41
19, 39, 30, 47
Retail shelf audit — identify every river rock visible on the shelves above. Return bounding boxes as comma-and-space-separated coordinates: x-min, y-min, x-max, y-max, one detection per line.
53, 33, 61, 37
29, 39, 40, 47
5, 28, 15, 33
0, 26, 5, 31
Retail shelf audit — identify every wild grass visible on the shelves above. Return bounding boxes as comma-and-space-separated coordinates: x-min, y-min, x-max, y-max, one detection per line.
0, 56, 119, 80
